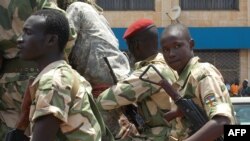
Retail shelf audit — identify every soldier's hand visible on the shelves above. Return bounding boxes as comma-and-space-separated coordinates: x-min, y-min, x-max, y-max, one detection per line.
164, 108, 183, 122
115, 115, 139, 139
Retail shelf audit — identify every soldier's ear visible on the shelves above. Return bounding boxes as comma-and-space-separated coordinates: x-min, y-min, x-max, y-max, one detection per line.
47, 34, 59, 47
189, 39, 194, 50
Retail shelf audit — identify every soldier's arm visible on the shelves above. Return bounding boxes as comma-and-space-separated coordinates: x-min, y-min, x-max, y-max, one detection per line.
184, 115, 230, 141
97, 67, 163, 110
31, 114, 61, 141
185, 72, 233, 141
30, 68, 73, 140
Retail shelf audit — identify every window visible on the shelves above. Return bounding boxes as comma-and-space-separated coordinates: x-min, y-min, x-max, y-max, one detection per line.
96, 0, 155, 11
194, 50, 240, 83
180, 0, 239, 10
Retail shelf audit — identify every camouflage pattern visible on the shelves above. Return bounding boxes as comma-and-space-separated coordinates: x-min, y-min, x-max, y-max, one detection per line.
168, 57, 236, 141
97, 53, 178, 141
0, 0, 75, 139
29, 60, 101, 141
0, 0, 72, 59
66, 2, 130, 85
0, 72, 36, 139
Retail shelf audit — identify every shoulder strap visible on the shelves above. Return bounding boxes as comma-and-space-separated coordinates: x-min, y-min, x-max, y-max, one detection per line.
71, 70, 114, 141
71, 70, 79, 98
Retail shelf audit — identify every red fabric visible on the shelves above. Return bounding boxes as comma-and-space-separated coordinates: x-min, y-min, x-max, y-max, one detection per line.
92, 84, 111, 98
123, 19, 154, 39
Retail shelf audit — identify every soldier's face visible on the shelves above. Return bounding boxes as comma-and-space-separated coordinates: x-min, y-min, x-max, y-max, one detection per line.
17, 15, 48, 61
161, 31, 194, 74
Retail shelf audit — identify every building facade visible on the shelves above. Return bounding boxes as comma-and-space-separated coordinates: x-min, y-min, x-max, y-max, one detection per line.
96, 0, 250, 85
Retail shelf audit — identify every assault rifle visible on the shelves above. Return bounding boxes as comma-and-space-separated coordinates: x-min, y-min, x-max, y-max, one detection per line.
103, 57, 145, 133
139, 65, 223, 141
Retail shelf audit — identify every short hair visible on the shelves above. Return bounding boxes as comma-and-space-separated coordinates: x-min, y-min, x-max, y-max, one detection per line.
32, 9, 69, 51
162, 23, 191, 41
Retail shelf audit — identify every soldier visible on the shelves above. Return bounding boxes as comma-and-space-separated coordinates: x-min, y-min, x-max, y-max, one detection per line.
0, 0, 76, 139
14, 9, 102, 141
63, 1, 131, 139
97, 19, 178, 141
160, 23, 236, 141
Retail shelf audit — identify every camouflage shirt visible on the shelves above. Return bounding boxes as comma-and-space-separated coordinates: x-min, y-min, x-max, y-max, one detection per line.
66, 2, 130, 85
29, 60, 101, 141
169, 57, 236, 141
97, 53, 178, 141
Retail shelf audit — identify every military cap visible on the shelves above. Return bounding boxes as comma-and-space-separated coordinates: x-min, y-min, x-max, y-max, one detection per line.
123, 18, 155, 39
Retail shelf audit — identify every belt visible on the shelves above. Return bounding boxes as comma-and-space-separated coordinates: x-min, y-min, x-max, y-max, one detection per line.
1, 58, 38, 73
92, 83, 111, 98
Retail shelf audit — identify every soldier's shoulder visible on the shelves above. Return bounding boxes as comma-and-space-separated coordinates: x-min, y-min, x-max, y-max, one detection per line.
39, 63, 74, 89
191, 62, 221, 81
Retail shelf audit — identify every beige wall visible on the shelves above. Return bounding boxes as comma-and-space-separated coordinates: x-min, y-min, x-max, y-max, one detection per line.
103, 0, 249, 27
103, 0, 164, 27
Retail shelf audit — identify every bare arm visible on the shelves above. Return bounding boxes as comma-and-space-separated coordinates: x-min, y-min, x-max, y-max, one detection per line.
184, 115, 230, 141
31, 114, 61, 141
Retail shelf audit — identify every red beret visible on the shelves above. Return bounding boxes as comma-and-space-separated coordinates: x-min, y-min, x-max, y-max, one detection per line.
123, 19, 154, 39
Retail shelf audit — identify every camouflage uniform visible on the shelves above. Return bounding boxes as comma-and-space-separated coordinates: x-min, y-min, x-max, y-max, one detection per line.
97, 53, 178, 141
0, 0, 75, 139
168, 57, 236, 141
29, 60, 101, 141
66, 2, 131, 138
